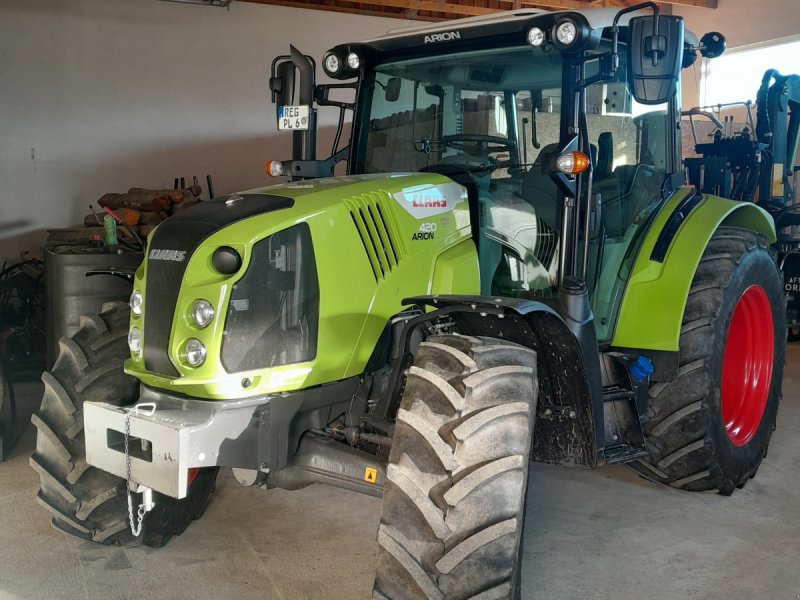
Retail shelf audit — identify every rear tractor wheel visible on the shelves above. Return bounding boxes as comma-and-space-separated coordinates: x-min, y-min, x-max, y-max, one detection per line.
30, 301, 218, 547
631, 227, 785, 494
373, 334, 538, 599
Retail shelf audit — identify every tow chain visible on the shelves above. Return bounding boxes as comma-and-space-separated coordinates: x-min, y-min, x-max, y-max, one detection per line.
123, 402, 156, 537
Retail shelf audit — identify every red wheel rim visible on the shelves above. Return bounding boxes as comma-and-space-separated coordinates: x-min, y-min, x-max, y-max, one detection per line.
721, 285, 774, 446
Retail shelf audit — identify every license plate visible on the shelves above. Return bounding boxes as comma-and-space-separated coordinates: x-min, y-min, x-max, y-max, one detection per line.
277, 105, 310, 130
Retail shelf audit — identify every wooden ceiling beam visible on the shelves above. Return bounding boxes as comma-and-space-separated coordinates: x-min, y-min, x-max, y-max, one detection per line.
239, 0, 716, 20
242, 0, 442, 21
331, 0, 498, 17
511, 0, 605, 11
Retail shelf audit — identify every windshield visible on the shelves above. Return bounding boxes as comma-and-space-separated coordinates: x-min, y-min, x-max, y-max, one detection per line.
363, 45, 563, 175
358, 40, 672, 325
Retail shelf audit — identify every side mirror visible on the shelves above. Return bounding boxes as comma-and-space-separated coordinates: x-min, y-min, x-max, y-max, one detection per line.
628, 15, 684, 105
270, 60, 296, 108
385, 77, 401, 102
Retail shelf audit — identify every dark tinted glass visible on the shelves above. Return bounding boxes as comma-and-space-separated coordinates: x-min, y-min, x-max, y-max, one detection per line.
221, 224, 319, 373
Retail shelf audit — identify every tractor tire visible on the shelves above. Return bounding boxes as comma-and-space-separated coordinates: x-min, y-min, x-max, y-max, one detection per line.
630, 227, 785, 495
0, 362, 15, 460
373, 334, 537, 600
30, 301, 218, 547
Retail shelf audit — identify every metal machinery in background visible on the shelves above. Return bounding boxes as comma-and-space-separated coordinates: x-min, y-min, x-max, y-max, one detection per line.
684, 71, 800, 332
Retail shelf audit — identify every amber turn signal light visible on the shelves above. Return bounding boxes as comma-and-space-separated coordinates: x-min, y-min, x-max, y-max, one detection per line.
265, 160, 284, 177
556, 151, 590, 175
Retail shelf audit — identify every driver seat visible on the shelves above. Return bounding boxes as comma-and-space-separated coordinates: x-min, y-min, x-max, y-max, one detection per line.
521, 144, 560, 233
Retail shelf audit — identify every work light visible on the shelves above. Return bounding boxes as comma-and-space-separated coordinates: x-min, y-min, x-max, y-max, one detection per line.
555, 21, 578, 46
323, 53, 340, 76
527, 27, 545, 47
347, 52, 361, 70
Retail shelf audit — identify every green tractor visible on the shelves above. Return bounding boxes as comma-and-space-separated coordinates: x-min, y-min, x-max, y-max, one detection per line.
32, 3, 785, 597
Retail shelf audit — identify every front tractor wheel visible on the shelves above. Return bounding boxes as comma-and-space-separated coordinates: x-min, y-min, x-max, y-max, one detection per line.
373, 334, 538, 600
631, 227, 785, 494
30, 301, 218, 547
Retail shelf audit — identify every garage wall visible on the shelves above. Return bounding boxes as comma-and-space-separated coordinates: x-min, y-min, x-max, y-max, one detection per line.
0, 0, 405, 258
675, 0, 800, 107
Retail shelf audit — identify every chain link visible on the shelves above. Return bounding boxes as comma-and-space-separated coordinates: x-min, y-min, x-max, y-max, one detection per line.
123, 403, 156, 537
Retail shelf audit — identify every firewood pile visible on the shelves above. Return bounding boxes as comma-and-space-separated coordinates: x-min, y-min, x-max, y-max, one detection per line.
46, 184, 204, 248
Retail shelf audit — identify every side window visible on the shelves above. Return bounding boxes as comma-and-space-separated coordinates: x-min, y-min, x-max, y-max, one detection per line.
586, 78, 668, 239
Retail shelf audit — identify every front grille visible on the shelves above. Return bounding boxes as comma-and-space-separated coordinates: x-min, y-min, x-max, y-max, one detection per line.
344, 192, 406, 281
220, 223, 319, 373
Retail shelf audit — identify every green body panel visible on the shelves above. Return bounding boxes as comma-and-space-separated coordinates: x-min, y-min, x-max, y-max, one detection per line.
126, 173, 477, 399
610, 189, 777, 352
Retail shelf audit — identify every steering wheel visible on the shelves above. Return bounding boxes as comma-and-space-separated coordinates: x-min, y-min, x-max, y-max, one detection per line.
443, 134, 517, 157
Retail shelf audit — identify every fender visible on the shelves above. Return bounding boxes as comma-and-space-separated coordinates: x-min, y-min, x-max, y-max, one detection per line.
403, 295, 600, 468
611, 190, 777, 353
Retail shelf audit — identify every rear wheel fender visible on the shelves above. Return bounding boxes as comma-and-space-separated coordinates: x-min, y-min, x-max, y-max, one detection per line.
612, 193, 776, 353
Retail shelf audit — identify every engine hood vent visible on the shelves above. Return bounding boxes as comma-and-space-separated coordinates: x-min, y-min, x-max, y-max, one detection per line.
344, 192, 406, 281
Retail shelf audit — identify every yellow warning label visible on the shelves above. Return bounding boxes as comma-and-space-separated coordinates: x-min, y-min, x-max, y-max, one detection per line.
364, 467, 378, 484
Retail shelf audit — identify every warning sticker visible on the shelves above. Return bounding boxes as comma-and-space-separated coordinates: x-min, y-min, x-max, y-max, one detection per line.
364, 467, 378, 484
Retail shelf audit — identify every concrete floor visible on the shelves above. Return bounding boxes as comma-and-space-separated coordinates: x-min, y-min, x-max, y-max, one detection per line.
2, 348, 800, 600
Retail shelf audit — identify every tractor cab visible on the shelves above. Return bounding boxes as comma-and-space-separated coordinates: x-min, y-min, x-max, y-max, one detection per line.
269, 4, 690, 344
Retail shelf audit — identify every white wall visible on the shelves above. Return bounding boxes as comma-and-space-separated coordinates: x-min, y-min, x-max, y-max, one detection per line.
675, 0, 800, 107
0, 0, 405, 258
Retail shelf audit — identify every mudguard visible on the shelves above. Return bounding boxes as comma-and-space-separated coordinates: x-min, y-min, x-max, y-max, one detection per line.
612, 190, 776, 353
406, 295, 600, 468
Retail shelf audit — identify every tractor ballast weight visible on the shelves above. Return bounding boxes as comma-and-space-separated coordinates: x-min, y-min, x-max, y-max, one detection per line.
33, 3, 786, 598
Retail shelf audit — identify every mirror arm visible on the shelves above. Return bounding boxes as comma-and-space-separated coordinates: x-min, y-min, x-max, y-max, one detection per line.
281, 146, 350, 181
606, 2, 661, 83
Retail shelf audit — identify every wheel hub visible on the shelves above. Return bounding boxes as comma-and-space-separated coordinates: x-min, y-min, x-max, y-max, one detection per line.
721, 285, 774, 446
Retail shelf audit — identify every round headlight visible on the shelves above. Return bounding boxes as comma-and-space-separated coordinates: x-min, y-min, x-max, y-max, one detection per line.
130, 290, 143, 316
192, 300, 215, 329
527, 27, 545, 47
184, 338, 207, 368
347, 52, 361, 70
128, 327, 142, 357
556, 21, 578, 46
324, 53, 340, 75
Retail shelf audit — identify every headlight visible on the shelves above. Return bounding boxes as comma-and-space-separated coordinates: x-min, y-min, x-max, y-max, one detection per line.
130, 290, 143, 316
555, 20, 578, 45
192, 300, 215, 329
128, 327, 142, 357
184, 338, 207, 368
527, 27, 545, 47
347, 52, 361, 70
324, 53, 340, 75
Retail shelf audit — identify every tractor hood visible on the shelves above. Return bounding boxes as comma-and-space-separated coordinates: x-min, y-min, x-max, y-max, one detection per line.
125, 172, 476, 399
144, 194, 294, 376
